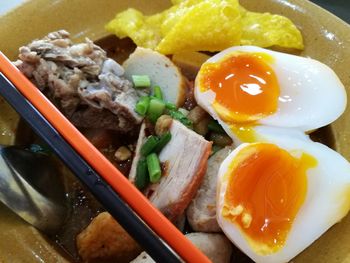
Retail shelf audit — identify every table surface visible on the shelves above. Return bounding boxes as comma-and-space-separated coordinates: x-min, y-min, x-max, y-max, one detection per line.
310, 0, 350, 23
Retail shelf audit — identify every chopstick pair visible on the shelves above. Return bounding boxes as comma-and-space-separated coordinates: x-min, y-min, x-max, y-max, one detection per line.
0, 52, 211, 263
0, 72, 178, 262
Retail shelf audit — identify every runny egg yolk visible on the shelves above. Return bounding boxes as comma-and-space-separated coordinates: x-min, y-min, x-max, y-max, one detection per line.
222, 143, 317, 254
199, 52, 280, 123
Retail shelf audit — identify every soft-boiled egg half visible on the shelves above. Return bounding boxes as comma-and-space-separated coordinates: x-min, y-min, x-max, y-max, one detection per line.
216, 132, 350, 263
194, 46, 350, 262
194, 46, 347, 144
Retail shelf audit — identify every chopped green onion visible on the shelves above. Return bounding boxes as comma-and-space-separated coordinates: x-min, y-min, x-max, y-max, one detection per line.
165, 102, 177, 110
168, 109, 185, 119
141, 135, 159, 156
169, 110, 193, 129
208, 119, 225, 134
154, 132, 172, 153
148, 98, 166, 123
210, 145, 223, 157
132, 75, 151, 89
147, 153, 162, 183
180, 118, 193, 128
153, 85, 163, 100
135, 96, 150, 116
178, 108, 189, 117
135, 159, 149, 189
168, 110, 182, 119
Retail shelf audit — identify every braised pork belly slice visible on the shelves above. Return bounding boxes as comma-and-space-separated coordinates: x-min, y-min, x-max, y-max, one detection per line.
129, 119, 212, 221
129, 122, 147, 185
187, 147, 233, 232
131, 232, 232, 263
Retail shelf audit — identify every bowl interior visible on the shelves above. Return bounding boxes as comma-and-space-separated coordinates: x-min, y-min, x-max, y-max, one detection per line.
1, 0, 350, 262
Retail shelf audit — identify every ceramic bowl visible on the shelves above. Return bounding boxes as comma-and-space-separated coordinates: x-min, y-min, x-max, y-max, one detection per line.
0, 0, 349, 262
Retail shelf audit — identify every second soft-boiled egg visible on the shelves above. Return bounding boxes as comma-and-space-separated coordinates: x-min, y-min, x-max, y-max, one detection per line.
216, 133, 350, 263
194, 46, 347, 144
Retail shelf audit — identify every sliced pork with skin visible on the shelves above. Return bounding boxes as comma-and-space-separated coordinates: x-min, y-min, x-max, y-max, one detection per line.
129, 119, 212, 221
131, 232, 232, 263
147, 120, 211, 220
185, 233, 233, 263
14, 30, 144, 133
187, 147, 233, 232
129, 122, 147, 185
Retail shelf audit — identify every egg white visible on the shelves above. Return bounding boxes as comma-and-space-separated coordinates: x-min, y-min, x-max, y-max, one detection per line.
216, 133, 350, 263
195, 46, 347, 144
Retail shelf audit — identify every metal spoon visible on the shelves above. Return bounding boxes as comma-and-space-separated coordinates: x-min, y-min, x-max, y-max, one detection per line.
0, 145, 67, 235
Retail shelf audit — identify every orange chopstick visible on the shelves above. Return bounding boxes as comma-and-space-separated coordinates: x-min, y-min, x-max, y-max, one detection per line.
0, 52, 211, 263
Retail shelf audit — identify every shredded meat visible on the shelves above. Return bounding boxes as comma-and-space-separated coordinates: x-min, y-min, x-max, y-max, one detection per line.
14, 30, 143, 132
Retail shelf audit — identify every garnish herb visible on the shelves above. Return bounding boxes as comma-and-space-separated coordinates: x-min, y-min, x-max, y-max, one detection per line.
165, 102, 177, 110
153, 85, 163, 100
135, 96, 150, 116
135, 159, 149, 189
141, 135, 159, 156
147, 153, 162, 183
153, 132, 172, 153
169, 109, 193, 129
132, 75, 151, 88
147, 98, 166, 123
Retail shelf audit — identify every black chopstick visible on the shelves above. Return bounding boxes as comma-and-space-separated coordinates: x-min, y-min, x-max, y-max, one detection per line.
0, 72, 180, 263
